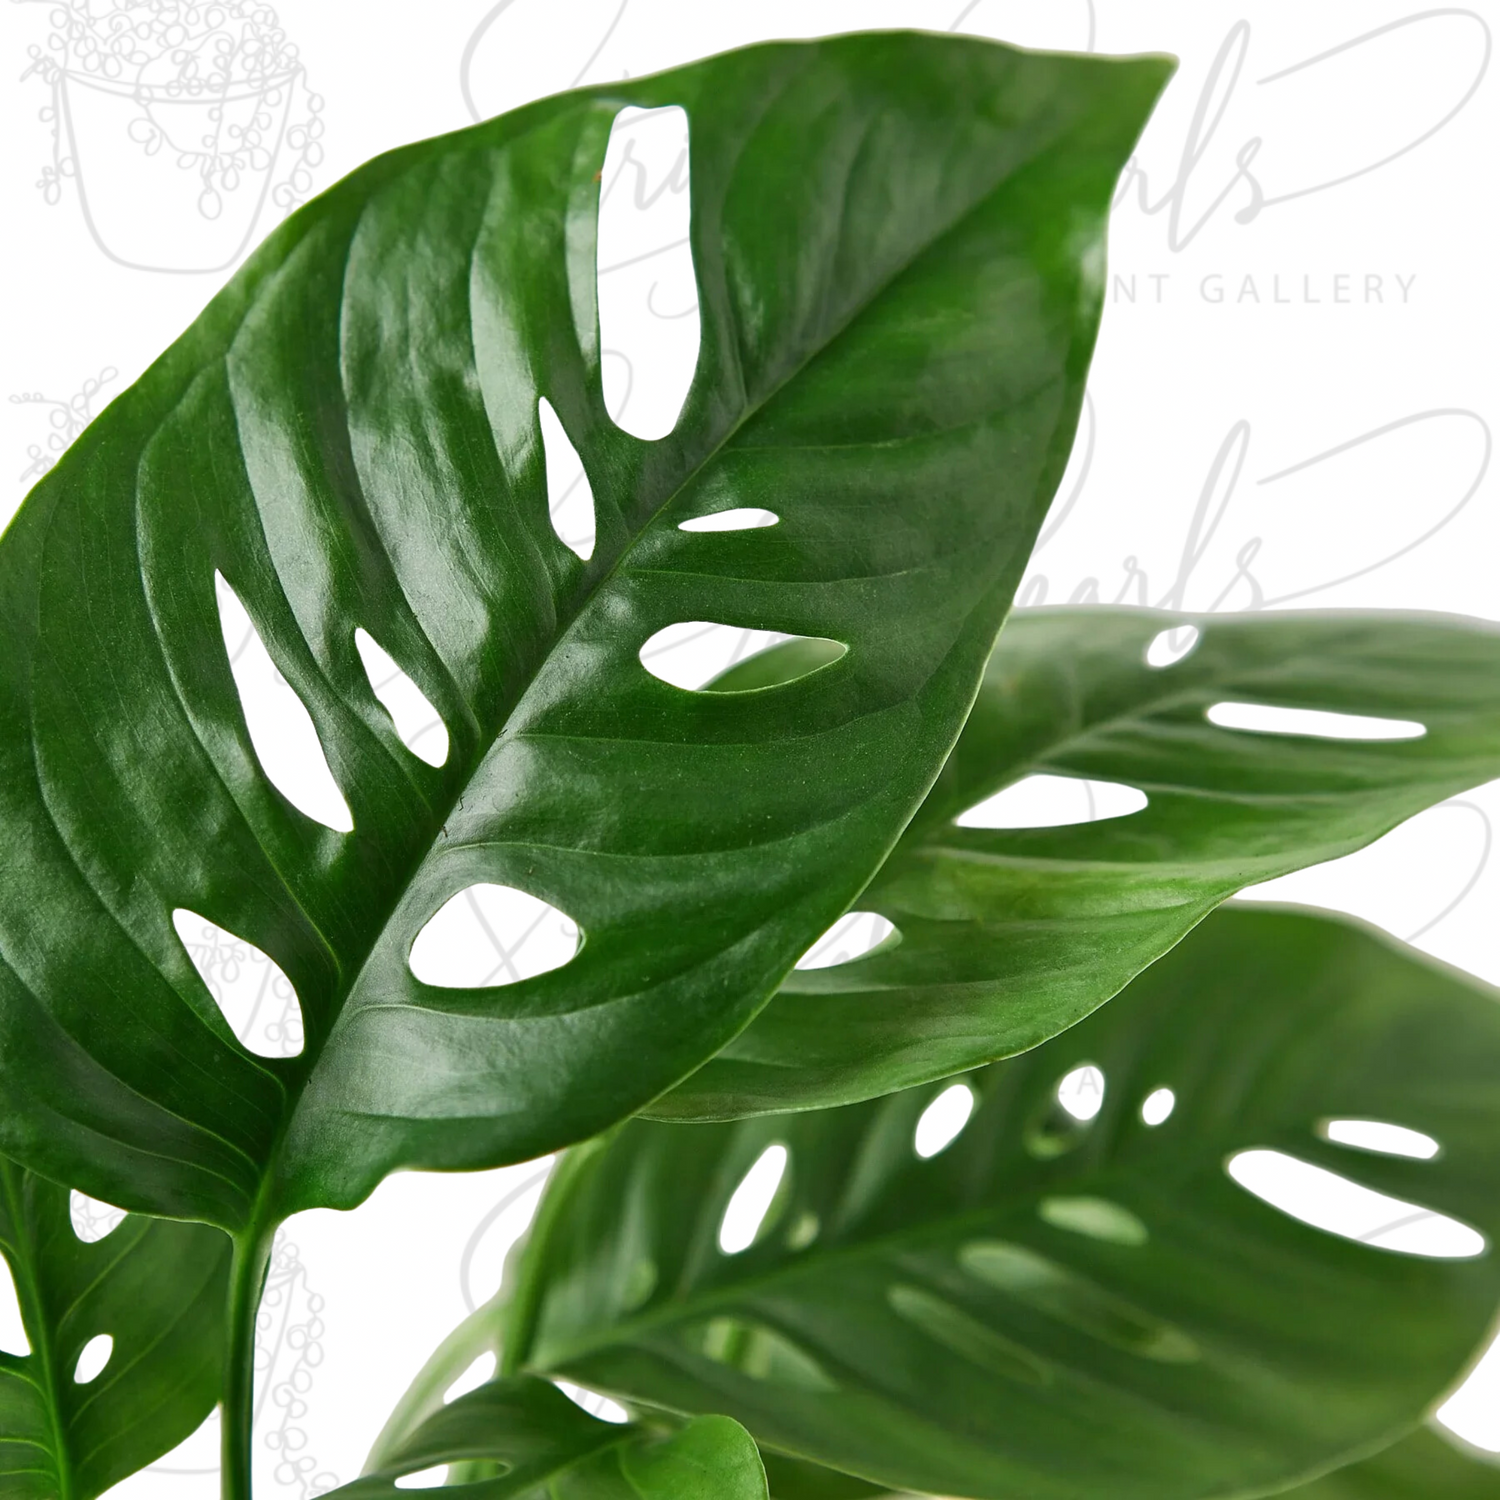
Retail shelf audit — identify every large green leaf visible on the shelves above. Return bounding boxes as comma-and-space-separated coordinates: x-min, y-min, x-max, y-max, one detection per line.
0, 1159, 228, 1499
333, 1374, 765, 1499
1285, 1427, 1500, 1498
0, 36, 1170, 1226
653, 607, 1500, 1119
499, 906, 1500, 1500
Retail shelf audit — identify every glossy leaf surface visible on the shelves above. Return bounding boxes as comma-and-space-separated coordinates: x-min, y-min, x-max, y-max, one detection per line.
332, 1374, 765, 1499
505, 907, 1500, 1500
655, 608, 1500, 1118
0, 1159, 228, 1499
0, 36, 1169, 1224
1287, 1427, 1500, 1499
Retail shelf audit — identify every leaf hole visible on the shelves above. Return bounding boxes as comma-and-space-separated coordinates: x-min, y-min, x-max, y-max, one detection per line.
1206, 702, 1426, 741
696, 1317, 837, 1391
215, 572, 353, 832
70, 1190, 126, 1243
1057, 1065, 1105, 1122
960, 1242, 1198, 1362
1038, 1196, 1148, 1246
914, 1083, 976, 1159
597, 104, 698, 440
1140, 1088, 1176, 1126
538, 397, 596, 561
74, 1333, 113, 1384
0, 1257, 29, 1356
955, 775, 1147, 829
172, 908, 304, 1057
639, 623, 845, 692
795, 911, 895, 972
1227, 1149, 1483, 1258
394, 1467, 449, 1491
718, 1143, 788, 1254
1320, 1119, 1441, 1159
442, 1352, 495, 1404
555, 1380, 631, 1424
408, 885, 580, 989
353, 628, 448, 767
1145, 624, 1200, 667
678, 508, 778, 532
887, 1284, 1049, 1385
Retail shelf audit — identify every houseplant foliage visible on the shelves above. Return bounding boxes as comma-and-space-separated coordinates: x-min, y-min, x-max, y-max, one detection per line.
2, 24, 1499, 1500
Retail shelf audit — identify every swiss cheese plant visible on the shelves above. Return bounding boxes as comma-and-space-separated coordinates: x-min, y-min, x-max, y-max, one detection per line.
2, 28, 1498, 1500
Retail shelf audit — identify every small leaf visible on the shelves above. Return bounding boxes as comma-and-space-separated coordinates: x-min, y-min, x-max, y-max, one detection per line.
332, 1374, 766, 1499
0, 1155, 228, 1499
503, 907, 1500, 1500
654, 608, 1500, 1119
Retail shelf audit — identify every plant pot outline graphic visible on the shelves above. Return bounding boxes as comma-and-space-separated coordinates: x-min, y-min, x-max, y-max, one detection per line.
20, 0, 324, 275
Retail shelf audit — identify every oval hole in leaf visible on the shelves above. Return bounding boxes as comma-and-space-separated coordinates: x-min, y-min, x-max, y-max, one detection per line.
408, 885, 580, 989
960, 1242, 1198, 1362
887, 1284, 1049, 1385
597, 104, 698, 439
443, 1351, 495, 1404
639, 622, 845, 691
556, 1379, 630, 1423
1039, 1196, 1148, 1246
394, 1467, 449, 1491
538, 397, 596, 561
1206, 702, 1426, 741
1227, 1149, 1484, 1258
172, 908, 305, 1058
1140, 1087, 1176, 1126
795, 911, 894, 972
1321, 1119, 1441, 1159
678, 508, 778, 532
955, 775, 1147, 829
915, 1083, 976, 1159
1057, 1064, 1106, 1122
214, 572, 353, 831
70, 1189, 126, 1243
354, 628, 448, 767
1145, 624, 1200, 667
0, 1257, 29, 1356
718, 1144, 788, 1254
696, 1317, 837, 1391
74, 1333, 113, 1384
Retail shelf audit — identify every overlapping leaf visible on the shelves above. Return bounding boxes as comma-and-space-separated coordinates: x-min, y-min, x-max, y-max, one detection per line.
1286, 1426, 1500, 1498
0, 35, 1170, 1225
654, 607, 1500, 1119
501, 907, 1500, 1500
0, 1160, 228, 1499
333, 1374, 764, 1499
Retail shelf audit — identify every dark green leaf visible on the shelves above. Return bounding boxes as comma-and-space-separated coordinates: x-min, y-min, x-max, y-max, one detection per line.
1286, 1426, 1500, 1499
0, 35, 1169, 1226
759, 1450, 897, 1499
332, 1374, 765, 1498
654, 607, 1500, 1119
502, 907, 1500, 1500
0, 1158, 228, 1499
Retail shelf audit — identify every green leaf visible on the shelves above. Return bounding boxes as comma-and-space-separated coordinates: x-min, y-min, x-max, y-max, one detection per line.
0, 34, 1169, 1227
1285, 1426, 1500, 1498
653, 607, 1500, 1119
331, 1374, 765, 1498
0, 1158, 228, 1499
501, 906, 1500, 1500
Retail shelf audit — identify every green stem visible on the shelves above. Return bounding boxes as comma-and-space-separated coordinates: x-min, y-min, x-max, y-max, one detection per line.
221, 1211, 278, 1500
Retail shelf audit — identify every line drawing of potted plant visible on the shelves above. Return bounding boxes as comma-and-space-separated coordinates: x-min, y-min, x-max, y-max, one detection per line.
10, 364, 118, 484
18, 0, 324, 274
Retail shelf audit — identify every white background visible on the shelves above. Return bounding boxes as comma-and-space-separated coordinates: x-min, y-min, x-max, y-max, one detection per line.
2, 2, 1497, 1494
